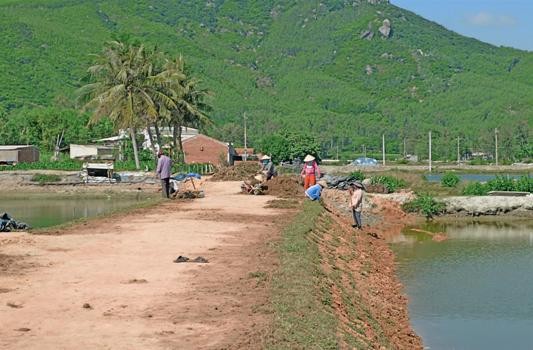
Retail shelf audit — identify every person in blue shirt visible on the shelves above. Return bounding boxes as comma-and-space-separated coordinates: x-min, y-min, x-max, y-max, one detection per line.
305, 180, 327, 201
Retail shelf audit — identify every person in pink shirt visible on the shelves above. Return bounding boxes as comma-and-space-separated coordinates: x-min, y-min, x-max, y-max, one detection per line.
349, 181, 365, 229
301, 154, 320, 190
156, 150, 173, 198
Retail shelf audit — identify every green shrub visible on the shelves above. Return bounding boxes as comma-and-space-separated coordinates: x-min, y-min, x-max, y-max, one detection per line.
396, 158, 409, 165
441, 172, 460, 187
371, 175, 407, 193
462, 175, 533, 195
515, 176, 533, 192
486, 176, 516, 192
402, 194, 445, 219
462, 182, 489, 195
30, 174, 61, 184
348, 171, 365, 181
0, 158, 81, 171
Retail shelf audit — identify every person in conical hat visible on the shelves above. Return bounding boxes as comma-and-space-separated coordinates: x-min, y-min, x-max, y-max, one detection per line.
300, 154, 320, 190
348, 181, 365, 229
260, 155, 276, 180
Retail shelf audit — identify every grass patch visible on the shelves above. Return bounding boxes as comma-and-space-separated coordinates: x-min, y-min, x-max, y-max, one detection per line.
265, 201, 338, 349
248, 271, 268, 282
265, 199, 300, 209
30, 173, 61, 184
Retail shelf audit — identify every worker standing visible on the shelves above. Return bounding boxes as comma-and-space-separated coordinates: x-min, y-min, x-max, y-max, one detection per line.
156, 150, 173, 198
349, 181, 365, 229
301, 154, 320, 190
260, 155, 277, 180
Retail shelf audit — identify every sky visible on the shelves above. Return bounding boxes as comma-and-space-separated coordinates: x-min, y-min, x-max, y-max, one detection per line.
391, 0, 533, 51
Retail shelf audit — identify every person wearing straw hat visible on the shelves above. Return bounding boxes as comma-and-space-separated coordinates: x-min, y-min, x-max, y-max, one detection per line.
305, 179, 327, 201
156, 150, 173, 199
300, 154, 321, 190
260, 155, 276, 180
348, 181, 365, 229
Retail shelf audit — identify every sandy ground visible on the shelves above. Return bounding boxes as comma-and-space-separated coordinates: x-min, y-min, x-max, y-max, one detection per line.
0, 181, 289, 350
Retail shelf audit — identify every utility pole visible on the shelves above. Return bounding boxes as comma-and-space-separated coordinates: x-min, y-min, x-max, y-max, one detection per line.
403, 137, 407, 158
457, 137, 460, 164
243, 113, 248, 161
428, 131, 432, 173
382, 134, 386, 166
495, 128, 499, 166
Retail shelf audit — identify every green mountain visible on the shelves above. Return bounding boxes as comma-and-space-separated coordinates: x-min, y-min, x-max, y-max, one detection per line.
1, 0, 531, 160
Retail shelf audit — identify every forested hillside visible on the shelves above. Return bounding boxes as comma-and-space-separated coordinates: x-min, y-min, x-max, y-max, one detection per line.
0, 0, 531, 160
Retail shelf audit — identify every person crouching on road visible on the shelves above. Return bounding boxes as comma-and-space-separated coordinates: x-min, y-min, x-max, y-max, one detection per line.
156, 150, 173, 198
349, 181, 365, 229
305, 180, 327, 201
301, 154, 320, 190
260, 155, 276, 180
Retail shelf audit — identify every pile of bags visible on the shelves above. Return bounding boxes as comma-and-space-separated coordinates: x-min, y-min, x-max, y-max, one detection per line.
323, 174, 365, 190
0, 213, 30, 232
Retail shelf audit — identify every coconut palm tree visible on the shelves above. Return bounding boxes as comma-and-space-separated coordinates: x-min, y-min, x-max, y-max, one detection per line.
173, 77, 212, 162
157, 56, 212, 162
78, 41, 175, 169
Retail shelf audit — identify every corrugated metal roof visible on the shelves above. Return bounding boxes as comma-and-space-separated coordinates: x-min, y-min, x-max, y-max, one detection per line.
0, 145, 36, 150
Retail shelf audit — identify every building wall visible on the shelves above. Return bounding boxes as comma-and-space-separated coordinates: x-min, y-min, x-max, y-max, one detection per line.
18, 147, 39, 163
0, 146, 39, 163
70, 144, 114, 160
70, 144, 99, 159
0, 150, 19, 163
183, 134, 228, 166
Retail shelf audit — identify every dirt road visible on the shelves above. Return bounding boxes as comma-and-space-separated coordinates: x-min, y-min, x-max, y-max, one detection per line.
0, 182, 287, 350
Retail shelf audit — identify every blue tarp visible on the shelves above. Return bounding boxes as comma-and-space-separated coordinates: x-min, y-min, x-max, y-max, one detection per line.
171, 172, 202, 181
352, 157, 378, 166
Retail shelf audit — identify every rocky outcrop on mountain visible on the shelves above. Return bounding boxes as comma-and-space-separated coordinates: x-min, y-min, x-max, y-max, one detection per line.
379, 19, 391, 38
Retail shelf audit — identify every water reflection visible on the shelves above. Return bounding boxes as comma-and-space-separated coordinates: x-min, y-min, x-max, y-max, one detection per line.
393, 221, 533, 350
0, 193, 151, 228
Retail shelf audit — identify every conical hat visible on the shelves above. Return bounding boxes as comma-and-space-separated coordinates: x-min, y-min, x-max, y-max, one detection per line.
303, 154, 315, 162
260, 155, 271, 160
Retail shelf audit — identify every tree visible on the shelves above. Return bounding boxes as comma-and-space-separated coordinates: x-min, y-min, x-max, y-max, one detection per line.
0, 107, 112, 151
158, 56, 211, 162
259, 131, 321, 163
78, 41, 175, 169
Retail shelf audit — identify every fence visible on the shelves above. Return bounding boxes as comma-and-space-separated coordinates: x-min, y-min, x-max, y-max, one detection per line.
174, 163, 215, 175
320, 129, 531, 165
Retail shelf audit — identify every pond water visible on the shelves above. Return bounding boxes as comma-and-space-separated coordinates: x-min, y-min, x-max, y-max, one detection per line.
392, 220, 533, 350
425, 173, 531, 183
1, 193, 154, 228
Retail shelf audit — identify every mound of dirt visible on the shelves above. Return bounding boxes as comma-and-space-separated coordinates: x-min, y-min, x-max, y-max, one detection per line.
266, 176, 303, 198
211, 162, 261, 181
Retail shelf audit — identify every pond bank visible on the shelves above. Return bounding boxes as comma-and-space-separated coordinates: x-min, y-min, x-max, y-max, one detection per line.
0, 170, 159, 193
310, 190, 423, 349
442, 195, 533, 217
